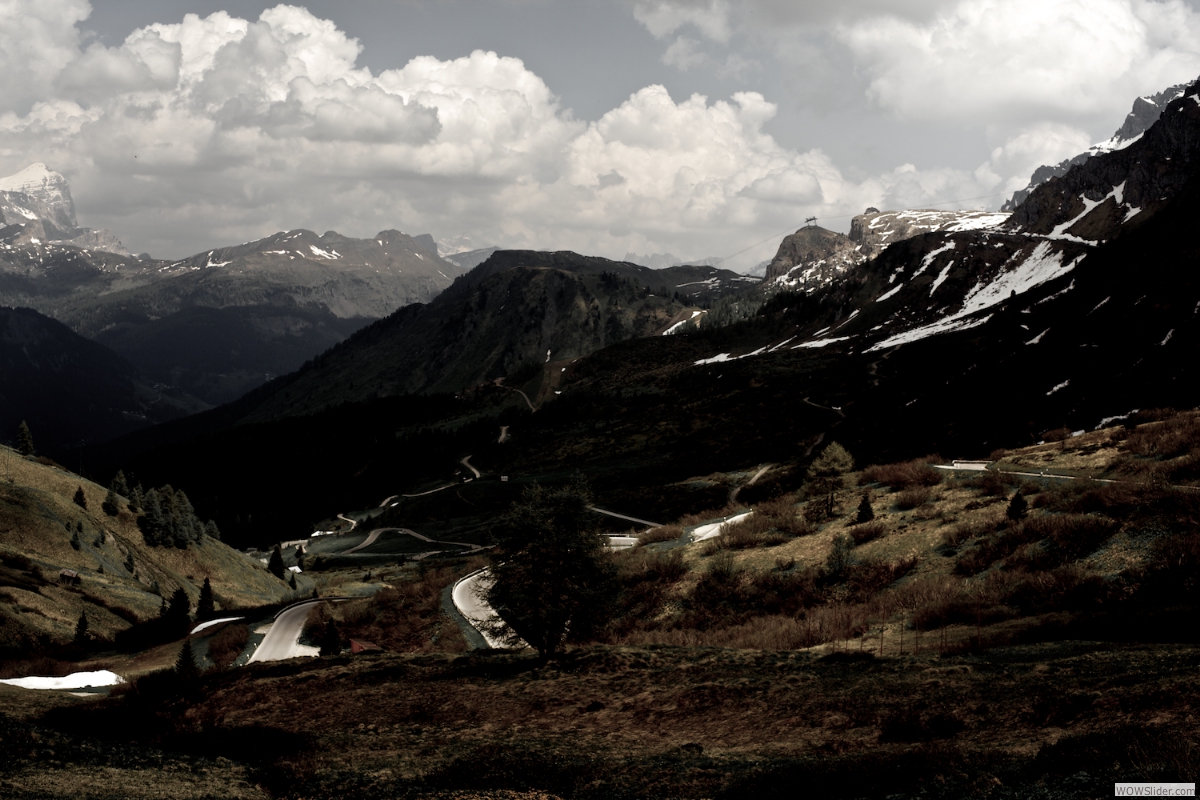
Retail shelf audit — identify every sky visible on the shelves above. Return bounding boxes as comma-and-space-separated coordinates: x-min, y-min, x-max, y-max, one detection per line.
2, 0, 1199, 269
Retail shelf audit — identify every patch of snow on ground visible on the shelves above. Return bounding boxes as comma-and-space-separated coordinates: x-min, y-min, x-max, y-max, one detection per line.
1113, 181, 1126, 205
793, 336, 851, 349
191, 617, 244, 635
309, 245, 339, 259
1048, 194, 1104, 241
1036, 279, 1074, 305
1046, 380, 1070, 396
940, 211, 1011, 232
914, 243, 955, 277
1090, 297, 1110, 314
692, 512, 753, 542
867, 314, 991, 352
206, 258, 231, 268
875, 283, 903, 303
1096, 409, 1139, 429
694, 353, 734, 365
1025, 329, 1049, 345
1160, 329, 1174, 345
959, 241, 1075, 318
930, 260, 955, 296
0, 670, 125, 690
768, 336, 796, 351
662, 319, 691, 336
1123, 207, 1142, 223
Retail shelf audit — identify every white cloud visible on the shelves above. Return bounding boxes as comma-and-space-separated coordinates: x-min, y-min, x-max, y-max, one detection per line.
633, 0, 733, 42
2, 1, 1193, 271
839, 0, 1200, 122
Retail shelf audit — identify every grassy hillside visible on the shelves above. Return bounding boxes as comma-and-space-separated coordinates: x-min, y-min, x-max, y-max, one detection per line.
0, 444, 293, 654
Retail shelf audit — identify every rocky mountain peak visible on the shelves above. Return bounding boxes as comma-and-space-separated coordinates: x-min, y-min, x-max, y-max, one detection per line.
1002, 79, 1193, 211
0, 162, 76, 233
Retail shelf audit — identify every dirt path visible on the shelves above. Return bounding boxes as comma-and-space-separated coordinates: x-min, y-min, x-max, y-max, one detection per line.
729, 464, 772, 504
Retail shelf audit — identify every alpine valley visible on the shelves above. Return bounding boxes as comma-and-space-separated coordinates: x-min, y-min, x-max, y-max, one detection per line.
2, 69, 1200, 800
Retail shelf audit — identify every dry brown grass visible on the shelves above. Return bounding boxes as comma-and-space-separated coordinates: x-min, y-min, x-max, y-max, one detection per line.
637, 524, 684, 546
860, 458, 943, 490
893, 487, 932, 510
319, 564, 471, 654
207, 623, 250, 670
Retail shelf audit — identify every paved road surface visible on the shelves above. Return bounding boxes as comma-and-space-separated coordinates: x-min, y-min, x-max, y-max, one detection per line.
336, 513, 358, 531
461, 455, 481, 479
498, 426, 509, 443
692, 511, 754, 542
451, 569, 526, 649
247, 600, 324, 664
341, 527, 485, 556
588, 505, 661, 528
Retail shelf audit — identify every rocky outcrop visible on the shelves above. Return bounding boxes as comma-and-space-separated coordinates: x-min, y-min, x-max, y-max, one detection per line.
848, 209, 1010, 258
0, 163, 133, 255
763, 226, 866, 288
763, 209, 1009, 292
1008, 76, 1200, 239
1002, 82, 1191, 211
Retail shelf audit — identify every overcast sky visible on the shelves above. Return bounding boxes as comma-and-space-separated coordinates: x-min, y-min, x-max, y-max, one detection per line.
3, 0, 1199, 268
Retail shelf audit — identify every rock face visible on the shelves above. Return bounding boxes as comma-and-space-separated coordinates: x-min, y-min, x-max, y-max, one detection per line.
764, 210, 1008, 291
1002, 83, 1190, 211
768, 74, 1200, 357
0, 163, 130, 255
763, 226, 867, 288
848, 209, 1010, 258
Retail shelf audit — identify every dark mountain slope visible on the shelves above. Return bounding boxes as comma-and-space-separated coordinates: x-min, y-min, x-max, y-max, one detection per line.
0, 307, 204, 451
3, 227, 466, 405
234, 251, 757, 421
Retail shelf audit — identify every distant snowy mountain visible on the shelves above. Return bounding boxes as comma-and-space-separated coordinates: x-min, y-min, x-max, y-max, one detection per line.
1002, 83, 1189, 211
0, 163, 130, 255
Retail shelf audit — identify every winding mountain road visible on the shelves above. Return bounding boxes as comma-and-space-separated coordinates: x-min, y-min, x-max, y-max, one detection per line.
247, 600, 325, 664
461, 455, 481, 479
588, 505, 662, 528
451, 569, 527, 649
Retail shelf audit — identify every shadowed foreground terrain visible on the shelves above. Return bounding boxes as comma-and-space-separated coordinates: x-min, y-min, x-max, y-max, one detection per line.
1, 641, 1198, 799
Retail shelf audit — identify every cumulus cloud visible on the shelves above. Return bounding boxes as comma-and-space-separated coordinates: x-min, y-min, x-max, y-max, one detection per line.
633, 0, 733, 42
2, 1, 1193, 270
839, 0, 1200, 122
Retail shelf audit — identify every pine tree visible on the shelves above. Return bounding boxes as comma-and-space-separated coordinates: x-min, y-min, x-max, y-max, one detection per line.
318, 619, 341, 656
204, 520, 221, 541
102, 489, 121, 516
175, 639, 200, 683
123, 551, 135, 575
110, 470, 130, 497
825, 533, 855, 579
128, 483, 144, 513
1007, 491, 1028, 521
268, 545, 286, 580
856, 492, 875, 524
139, 489, 166, 546
167, 587, 191, 632
197, 578, 215, 620
73, 612, 89, 645
73, 486, 88, 509
288, 571, 297, 590
16, 421, 34, 456
70, 530, 81, 550
807, 442, 855, 517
